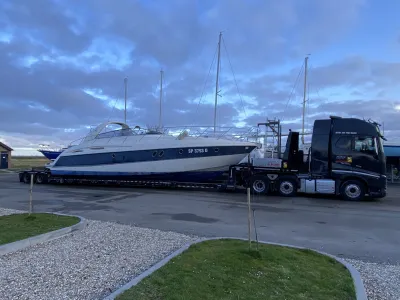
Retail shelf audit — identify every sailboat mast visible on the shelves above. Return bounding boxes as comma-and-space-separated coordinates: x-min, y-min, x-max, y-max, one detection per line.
159, 69, 164, 129
214, 32, 222, 134
124, 77, 128, 123
301, 56, 308, 145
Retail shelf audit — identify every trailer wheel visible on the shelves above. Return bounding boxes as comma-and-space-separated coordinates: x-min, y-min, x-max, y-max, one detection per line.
250, 175, 269, 195
340, 180, 365, 201
278, 176, 297, 197
23, 173, 31, 184
36, 173, 48, 184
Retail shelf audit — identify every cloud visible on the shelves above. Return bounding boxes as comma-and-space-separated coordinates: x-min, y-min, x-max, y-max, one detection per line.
0, 0, 398, 155
1, 0, 91, 54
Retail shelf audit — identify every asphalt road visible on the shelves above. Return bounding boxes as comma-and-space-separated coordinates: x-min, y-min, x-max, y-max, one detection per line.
0, 173, 399, 264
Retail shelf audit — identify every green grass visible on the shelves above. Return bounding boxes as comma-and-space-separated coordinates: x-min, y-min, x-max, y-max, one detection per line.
117, 239, 356, 300
0, 213, 80, 245
9, 156, 50, 171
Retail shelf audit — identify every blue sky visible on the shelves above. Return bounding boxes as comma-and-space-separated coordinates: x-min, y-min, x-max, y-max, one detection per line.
0, 0, 399, 155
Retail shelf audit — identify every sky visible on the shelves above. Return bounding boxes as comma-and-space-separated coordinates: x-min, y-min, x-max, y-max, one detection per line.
1, 0, 400, 156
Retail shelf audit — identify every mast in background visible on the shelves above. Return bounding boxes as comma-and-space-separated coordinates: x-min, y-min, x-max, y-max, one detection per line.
124, 77, 128, 123
301, 55, 309, 145
159, 69, 164, 129
214, 32, 222, 134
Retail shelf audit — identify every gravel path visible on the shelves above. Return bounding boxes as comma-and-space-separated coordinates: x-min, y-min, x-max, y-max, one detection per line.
345, 259, 400, 300
0, 207, 24, 216
0, 208, 196, 300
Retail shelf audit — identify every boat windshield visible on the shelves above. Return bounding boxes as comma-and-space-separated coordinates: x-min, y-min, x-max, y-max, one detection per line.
95, 128, 135, 139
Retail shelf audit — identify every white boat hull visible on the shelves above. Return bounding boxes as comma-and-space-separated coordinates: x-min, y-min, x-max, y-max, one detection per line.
49, 121, 259, 182
51, 153, 245, 174
50, 154, 249, 182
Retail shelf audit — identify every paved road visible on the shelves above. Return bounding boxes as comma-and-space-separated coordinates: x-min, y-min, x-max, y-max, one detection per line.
0, 173, 399, 264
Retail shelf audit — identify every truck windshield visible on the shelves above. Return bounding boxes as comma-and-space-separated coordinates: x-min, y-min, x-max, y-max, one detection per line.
354, 136, 378, 156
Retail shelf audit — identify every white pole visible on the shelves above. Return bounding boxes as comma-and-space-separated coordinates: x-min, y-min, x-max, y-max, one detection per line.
159, 70, 163, 129
214, 32, 222, 134
124, 77, 127, 124
302, 56, 309, 145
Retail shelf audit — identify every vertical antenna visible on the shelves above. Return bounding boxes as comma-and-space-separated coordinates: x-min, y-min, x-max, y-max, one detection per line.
124, 77, 128, 123
301, 55, 309, 145
214, 32, 222, 134
159, 69, 164, 129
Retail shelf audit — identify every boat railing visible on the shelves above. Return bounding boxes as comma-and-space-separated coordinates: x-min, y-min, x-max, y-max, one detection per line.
68, 128, 142, 146
159, 125, 261, 142
67, 125, 264, 146
37, 144, 68, 152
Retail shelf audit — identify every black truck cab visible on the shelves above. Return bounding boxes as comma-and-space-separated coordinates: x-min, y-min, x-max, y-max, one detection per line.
283, 116, 387, 200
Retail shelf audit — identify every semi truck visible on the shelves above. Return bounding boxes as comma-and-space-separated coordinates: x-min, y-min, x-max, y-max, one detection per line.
226, 116, 387, 201
19, 116, 387, 201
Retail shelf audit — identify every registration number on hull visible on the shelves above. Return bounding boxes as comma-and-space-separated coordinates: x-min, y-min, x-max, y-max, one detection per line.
188, 148, 209, 154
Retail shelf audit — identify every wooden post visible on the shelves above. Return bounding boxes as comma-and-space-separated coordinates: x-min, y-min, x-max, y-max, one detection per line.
29, 173, 33, 215
247, 187, 251, 250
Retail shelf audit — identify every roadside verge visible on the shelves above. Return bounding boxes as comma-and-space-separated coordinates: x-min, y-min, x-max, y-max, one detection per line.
0, 212, 86, 256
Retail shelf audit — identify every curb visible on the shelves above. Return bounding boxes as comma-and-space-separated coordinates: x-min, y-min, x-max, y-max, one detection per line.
104, 237, 367, 300
0, 212, 86, 256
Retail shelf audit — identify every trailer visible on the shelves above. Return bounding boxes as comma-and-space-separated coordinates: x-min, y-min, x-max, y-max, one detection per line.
19, 116, 387, 201
18, 167, 223, 191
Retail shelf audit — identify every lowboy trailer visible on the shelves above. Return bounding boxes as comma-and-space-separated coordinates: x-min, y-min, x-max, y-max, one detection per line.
19, 116, 387, 201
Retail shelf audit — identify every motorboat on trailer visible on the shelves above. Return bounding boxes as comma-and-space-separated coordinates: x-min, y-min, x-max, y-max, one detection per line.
47, 121, 259, 183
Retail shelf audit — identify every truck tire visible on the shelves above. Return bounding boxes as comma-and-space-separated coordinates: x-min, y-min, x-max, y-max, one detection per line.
340, 180, 365, 201
250, 175, 269, 195
23, 173, 30, 184
278, 176, 297, 197
36, 173, 47, 184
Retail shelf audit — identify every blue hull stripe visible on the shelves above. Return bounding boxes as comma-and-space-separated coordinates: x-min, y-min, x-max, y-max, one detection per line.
54, 145, 256, 167
50, 170, 227, 183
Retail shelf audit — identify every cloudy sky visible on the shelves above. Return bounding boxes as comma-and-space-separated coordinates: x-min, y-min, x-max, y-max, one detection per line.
1, 0, 399, 155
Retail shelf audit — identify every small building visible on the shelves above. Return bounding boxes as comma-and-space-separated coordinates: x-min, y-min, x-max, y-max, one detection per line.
0, 142, 13, 169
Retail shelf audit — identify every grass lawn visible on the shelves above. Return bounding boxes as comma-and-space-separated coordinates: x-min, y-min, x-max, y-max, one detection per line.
9, 156, 50, 171
0, 213, 80, 245
117, 239, 356, 300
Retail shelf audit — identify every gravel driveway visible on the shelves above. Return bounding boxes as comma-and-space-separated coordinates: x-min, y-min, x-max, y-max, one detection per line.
0, 208, 196, 300
345, 259, 400, 300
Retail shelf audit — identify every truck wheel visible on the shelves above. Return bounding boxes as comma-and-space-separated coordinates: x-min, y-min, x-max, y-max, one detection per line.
250, 175, 269, 195
36, 173, 47, 184
23, 173, 30, 184
278, 176, 297, 197
340, 180, 365, 201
